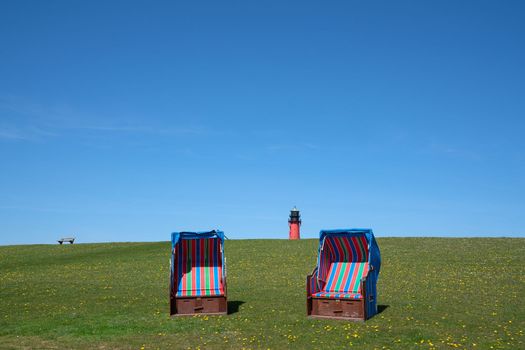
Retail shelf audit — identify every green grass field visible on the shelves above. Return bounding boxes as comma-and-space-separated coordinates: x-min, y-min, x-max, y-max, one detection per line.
0, 238, 523, 349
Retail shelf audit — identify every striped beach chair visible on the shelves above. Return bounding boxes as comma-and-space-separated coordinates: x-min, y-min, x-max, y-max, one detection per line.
307, 229, 381, 320
170, 230, 227, 315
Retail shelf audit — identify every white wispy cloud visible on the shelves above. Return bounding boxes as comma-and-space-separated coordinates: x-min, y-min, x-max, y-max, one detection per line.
426, 142, 481, 160
266, 143, 319, 152
0, 128, 26, 140
0, 205, 80, 213
68, 124, 208, 136
0, 94, 210, 141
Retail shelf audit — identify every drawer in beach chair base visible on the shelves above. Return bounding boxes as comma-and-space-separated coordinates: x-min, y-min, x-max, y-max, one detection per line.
310, 298, 365, 320
171, 296, 227, 316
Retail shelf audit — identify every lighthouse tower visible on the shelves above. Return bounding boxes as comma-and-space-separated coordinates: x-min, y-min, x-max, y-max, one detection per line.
288, 206, 301, 240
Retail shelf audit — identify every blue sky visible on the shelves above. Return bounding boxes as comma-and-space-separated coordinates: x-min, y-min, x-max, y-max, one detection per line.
1, 0, 524, 245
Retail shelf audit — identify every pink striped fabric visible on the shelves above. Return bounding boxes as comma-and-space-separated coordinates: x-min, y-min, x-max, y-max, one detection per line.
174, 238, 224, 297
317, 235, 369, 288
312, 234, 370, 300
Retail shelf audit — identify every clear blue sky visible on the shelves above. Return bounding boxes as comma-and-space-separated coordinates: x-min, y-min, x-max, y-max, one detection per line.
1, 0, 524, 245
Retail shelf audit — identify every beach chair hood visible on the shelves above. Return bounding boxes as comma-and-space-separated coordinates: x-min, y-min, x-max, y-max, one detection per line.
171, 230, 225, 249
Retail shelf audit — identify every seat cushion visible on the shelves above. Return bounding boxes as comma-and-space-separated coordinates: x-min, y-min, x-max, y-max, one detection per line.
312, 292, 363, 299
176, 264, 224, 297
324, 262, 369, 293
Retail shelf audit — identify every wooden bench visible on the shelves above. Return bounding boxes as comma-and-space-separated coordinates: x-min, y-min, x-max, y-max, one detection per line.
58, 237, 75, 244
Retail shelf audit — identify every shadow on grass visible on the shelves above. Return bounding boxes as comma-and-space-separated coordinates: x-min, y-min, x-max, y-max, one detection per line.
377, 305, 389, 314
228, 300, 245, 314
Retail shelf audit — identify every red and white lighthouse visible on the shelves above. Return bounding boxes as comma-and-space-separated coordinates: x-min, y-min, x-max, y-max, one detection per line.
288, 206, 301, 240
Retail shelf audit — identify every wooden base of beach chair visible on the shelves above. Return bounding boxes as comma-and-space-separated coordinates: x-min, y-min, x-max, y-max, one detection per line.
308, 298, 365, 321
170, 296, 227, 316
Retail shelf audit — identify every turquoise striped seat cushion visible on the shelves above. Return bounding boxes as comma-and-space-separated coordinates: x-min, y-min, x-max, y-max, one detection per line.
312, 262, 369, 299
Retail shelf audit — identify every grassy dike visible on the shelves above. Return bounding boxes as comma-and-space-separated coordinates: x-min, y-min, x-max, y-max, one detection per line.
0, 238, 523, 349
